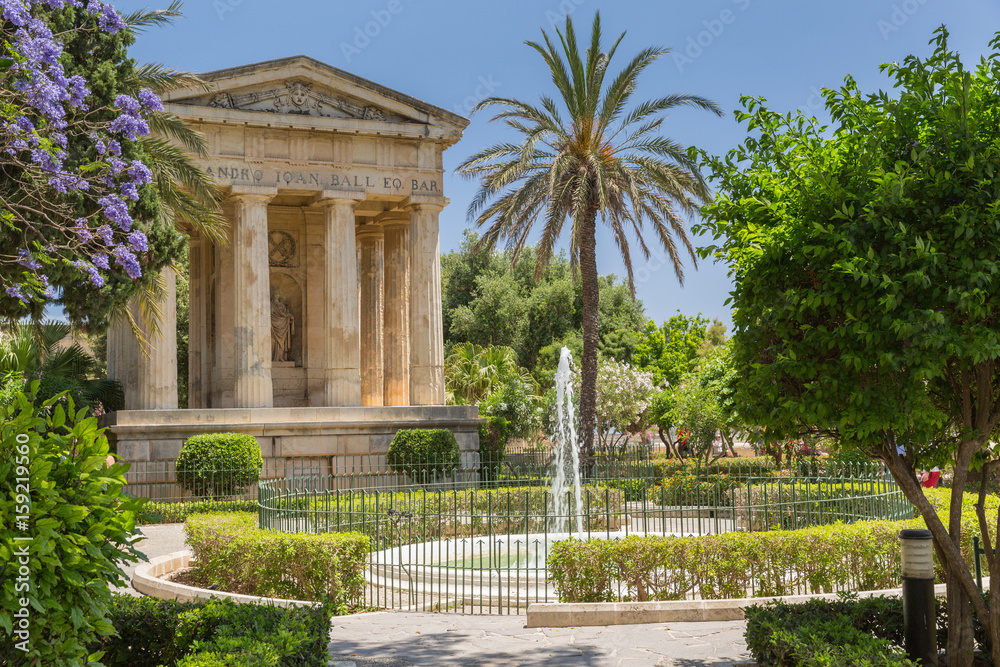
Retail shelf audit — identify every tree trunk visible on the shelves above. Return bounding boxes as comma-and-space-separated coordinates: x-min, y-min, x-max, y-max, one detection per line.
578, 208, 600, 474
884, 448, 987, 667
948, 441, 979, 667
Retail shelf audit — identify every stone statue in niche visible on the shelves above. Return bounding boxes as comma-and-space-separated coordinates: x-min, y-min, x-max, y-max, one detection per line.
270, 294, 295, 362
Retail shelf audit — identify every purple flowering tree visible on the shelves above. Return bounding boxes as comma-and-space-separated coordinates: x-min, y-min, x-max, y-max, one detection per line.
0, 0, 160, 307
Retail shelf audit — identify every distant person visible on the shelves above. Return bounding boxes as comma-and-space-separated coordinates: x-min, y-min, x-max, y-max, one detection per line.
920, 467, 941, 488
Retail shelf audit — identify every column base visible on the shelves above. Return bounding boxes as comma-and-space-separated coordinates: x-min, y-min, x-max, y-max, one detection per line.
326, 368, 362, 406
409, 365, 445, 406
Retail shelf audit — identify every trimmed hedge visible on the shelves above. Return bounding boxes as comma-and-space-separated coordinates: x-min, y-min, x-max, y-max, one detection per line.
549, 488, 1000, 604
87, 593, 331, 667
547, 520, 906, 602
185, 513, 368, 610
731, 481, 902, 530
175, 433, 263, 498
745, 596, 917, 666
386, 428, 460, 481
138, 498, 258, 524
649, 474, 740, 506
648, 455, 777, 479
292, 485, 627, 547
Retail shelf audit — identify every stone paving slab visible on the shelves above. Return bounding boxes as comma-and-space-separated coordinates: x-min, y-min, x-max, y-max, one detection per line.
328, 611, 750, 666
124, 526, 751, 666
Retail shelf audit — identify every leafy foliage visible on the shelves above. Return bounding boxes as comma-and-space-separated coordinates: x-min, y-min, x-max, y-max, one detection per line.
175, 433, 263, 498
744, 596, 919, 666
184, 513, 368, 611
88, 593, 332, 667
386, 429, 461, 482
0, 387, 145, 665
695, 27, 1000, 658
0, 320, 122, 412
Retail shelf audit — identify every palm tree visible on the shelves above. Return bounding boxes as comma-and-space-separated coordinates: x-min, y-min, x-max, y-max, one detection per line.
0, 321, 123, 411
109, 3, 226, 340
457, 12, 721, 463
445, 342, 538, 405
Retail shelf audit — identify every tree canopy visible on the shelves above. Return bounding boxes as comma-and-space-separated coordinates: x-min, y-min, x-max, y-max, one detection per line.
696, 27, 1000, 663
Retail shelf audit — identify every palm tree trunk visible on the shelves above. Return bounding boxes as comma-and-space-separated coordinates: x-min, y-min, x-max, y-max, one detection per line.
578, 208, 600, 474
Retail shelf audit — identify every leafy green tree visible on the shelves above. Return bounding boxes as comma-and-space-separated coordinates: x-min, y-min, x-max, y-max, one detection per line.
696, 28, 1000, 662
442, 231, 648, 382
634, 312, 723, 387
458, 12, 720, 464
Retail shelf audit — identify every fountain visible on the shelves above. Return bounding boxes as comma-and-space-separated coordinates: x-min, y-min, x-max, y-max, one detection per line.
549, 347, 584, 535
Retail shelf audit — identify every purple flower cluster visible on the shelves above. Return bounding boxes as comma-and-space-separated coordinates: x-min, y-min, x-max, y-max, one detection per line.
112, 245, 141, 279
2, 0, 159, 303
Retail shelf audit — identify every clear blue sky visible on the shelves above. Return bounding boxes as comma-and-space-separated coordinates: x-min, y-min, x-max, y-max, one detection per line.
114, 0, 1000, 332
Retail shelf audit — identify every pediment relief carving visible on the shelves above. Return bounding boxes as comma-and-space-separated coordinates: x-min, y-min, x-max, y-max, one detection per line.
178, 80, 407, 122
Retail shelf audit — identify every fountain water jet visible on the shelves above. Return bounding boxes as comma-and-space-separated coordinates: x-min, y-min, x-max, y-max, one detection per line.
549, 347, 584, 534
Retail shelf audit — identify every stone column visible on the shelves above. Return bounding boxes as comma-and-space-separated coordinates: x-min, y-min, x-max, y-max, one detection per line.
107, 265, 177, 410
382, 217, 410, 406
230, 187, 276, 409
317, 195, 362, 406
187, 233, 205, 409
407, 201, 446, 406
357, 225, 384, 407
107, 314, 139, 410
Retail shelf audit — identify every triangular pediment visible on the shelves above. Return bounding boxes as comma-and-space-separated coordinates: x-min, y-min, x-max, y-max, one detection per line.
164, 56, 468, 132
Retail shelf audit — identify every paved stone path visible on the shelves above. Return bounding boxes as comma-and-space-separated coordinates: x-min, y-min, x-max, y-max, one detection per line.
127, 525, 751, 666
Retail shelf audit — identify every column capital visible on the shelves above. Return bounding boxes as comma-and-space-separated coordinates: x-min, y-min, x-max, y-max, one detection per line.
227, 185, 278, 202
356, 224, 384, 241
402, 195, 448, 213
311, 190, 365, 208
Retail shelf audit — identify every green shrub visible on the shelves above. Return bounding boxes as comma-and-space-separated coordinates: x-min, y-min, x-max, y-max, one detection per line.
548, 520, 907, 602
648, 455, 776, 480
90, 595, 190, 667
175, 432, 263, 498
745, 596, 921, 666
184, 513, 368, 609
0, 388, 145, 666
386, 428, 460, 482
478, 415, 510, 482
731, 480, 905, 531
87, 593, 331, 667
137, 498, 258, 524
649, 473, 740, 506
285, 485, 626, 548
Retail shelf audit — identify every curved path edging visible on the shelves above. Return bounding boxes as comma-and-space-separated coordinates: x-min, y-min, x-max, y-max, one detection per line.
525, 580, 980, 628
132, 550, 320, 608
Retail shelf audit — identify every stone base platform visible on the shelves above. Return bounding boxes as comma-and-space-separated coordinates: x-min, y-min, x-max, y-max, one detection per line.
101, 405, 481, 463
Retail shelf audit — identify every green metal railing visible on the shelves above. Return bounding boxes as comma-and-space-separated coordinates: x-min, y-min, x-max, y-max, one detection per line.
251, 456, 911, 614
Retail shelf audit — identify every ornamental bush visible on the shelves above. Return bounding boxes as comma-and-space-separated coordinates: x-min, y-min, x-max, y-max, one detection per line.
649, 474, 740, 506
386, 428, 461, 482
175, 432, 263, 499
87, 593, 331, 667
548, 520, 907, 602
0, 388, 145, 665
184, 513, 368, 610
478, 415, 510, 482
744, 595, 930, 666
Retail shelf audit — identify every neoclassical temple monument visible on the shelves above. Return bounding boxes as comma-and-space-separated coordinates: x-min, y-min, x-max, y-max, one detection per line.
103, 56, 480, 465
